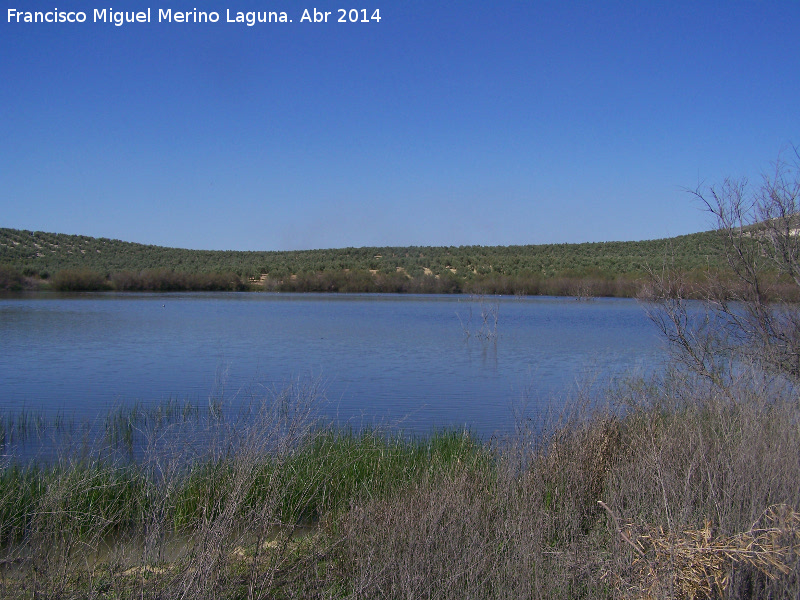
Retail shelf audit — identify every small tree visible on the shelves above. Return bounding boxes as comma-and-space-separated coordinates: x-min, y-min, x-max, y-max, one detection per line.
643, 149, 800, 385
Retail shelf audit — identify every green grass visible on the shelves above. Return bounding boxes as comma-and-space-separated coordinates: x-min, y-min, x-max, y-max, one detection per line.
0, 460, 146, 546
0, 425, 489, 544
271, 428, 490, 523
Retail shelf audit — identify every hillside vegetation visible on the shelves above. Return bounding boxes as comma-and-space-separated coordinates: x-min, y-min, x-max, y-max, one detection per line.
0, 227, 727, 295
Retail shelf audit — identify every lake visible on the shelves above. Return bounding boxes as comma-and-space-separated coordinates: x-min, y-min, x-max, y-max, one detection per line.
0, 292, 663, 440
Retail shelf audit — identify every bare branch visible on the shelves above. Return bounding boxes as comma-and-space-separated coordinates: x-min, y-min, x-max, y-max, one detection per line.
646, 149, 800, 384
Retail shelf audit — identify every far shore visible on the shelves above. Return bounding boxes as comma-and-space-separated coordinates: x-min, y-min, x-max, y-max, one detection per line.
4, 266, 799, 302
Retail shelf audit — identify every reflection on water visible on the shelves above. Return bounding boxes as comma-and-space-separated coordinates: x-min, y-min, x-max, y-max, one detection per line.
0, 292, 663, 442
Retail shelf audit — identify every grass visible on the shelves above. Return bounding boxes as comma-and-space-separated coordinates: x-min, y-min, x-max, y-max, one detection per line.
0, 373, 798, 599
0, 399, 209, 462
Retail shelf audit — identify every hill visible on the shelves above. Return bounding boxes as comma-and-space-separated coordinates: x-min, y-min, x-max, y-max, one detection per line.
0, 227, 726, 295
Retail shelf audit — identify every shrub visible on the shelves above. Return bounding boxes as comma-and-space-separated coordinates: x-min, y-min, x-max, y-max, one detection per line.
643, 150, 800, 385
0, 264, 24, 290
51, 268, 111, 291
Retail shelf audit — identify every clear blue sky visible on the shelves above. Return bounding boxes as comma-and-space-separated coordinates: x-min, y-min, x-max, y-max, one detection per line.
2, 1, 799, 251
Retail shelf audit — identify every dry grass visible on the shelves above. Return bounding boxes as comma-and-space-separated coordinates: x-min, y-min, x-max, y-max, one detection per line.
602, 502, 800, 599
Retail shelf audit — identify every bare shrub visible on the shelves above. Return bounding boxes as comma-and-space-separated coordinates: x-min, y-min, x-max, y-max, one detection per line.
130, 379, 324, 599
601, 373, 800, 599
627, 149, 800, 597
642, 150, 800, 385
331, 401, 623, 600
456, 295, 499, 341
336, 470, 499, 599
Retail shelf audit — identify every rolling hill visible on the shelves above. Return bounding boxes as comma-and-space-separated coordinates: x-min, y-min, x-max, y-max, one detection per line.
0, 227, 727, 295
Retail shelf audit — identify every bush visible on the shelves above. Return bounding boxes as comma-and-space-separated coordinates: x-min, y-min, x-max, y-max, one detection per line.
0, 264, 24, 290
643, 150, 800, 385
109, 269, 248, 292
51, 268, 111, 291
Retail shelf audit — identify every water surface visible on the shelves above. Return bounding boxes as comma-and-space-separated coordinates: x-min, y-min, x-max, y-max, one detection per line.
0, 293, 663, 437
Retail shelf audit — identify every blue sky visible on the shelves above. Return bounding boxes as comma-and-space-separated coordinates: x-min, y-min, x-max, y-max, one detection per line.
2, 1, 799, 251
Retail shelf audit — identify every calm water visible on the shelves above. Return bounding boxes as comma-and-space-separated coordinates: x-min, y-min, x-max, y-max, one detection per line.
0, 292, 663, 438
